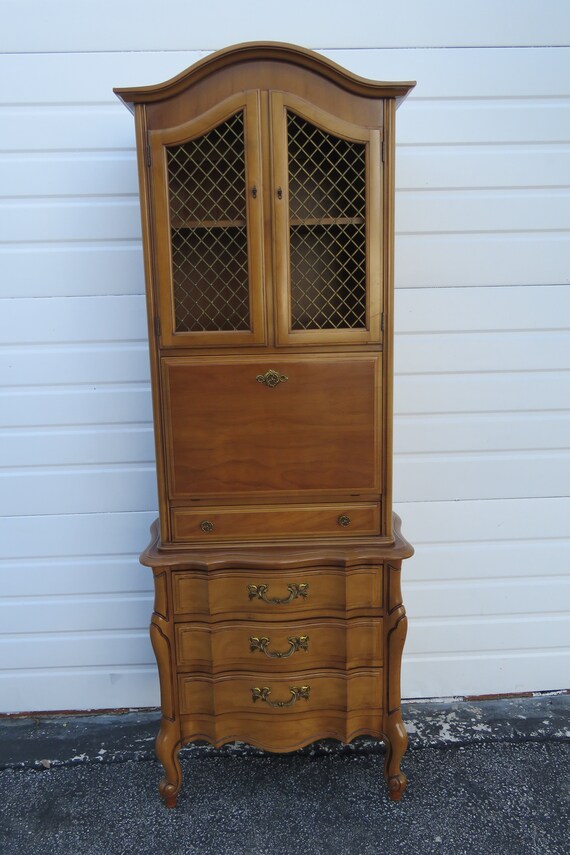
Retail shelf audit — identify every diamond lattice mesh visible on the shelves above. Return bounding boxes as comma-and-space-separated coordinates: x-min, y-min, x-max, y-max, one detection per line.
287, 112, 367, 330
167, 112, 250, 332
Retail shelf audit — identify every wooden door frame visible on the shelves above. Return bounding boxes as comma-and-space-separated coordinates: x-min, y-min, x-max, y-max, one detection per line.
148, 91, 267, 348
270, 92, 383, 347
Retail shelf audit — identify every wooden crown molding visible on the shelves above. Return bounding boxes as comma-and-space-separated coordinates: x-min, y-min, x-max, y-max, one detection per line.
114, 41, 416, 112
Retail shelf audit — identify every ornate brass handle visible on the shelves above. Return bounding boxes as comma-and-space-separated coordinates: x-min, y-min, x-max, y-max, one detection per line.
337, 514, 351, 527
200, 520, 214, 533
256, 369, 288, 388
249, 635, 309, 659
247, 583, 309, 605
251, 685, 311, 708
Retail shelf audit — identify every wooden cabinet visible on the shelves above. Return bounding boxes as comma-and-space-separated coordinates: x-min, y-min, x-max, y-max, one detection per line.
115, 42, 414, 807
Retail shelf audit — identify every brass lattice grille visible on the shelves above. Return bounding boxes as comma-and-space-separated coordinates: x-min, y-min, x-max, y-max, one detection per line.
287, 112, 367, 330
290, 223, 366, 329
167, 112, 250, 332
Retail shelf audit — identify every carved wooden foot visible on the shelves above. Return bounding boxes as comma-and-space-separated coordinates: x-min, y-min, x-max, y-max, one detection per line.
162, 790, 178, 809
156, 717, 182, 808
387, 772, 408, 801
383, 713, 408, 801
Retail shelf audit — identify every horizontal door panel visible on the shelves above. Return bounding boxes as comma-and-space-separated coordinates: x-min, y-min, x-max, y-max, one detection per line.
163, 355, 381, 498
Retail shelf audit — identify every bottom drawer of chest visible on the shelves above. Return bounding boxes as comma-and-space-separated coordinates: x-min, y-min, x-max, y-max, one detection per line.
178, 670, 383, 716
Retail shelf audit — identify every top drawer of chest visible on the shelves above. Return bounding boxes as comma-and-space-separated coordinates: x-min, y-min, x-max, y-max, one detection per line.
172, 565, 383, 619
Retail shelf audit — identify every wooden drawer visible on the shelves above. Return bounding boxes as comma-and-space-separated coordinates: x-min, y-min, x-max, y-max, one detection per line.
171, 502, 380, 542
172, 565, 383, 618
175, 617, 383, 673
178, 670, 383, 716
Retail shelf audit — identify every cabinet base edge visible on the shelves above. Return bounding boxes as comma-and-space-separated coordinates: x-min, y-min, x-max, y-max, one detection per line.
179, 714, 383, 753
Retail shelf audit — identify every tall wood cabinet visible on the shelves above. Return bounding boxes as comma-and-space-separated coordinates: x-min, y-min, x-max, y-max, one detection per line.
115, 42, 415, 807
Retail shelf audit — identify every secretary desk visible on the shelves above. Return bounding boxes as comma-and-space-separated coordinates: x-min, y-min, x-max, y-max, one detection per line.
115, 42, 415, 807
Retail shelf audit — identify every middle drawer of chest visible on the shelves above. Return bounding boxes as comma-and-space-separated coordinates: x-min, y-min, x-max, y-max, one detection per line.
175, 618, 383, 674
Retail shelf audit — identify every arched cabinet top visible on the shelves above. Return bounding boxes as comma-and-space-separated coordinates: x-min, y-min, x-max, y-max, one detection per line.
114, 41, 415, 113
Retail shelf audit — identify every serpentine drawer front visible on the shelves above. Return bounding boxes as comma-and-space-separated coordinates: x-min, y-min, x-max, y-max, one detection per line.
171, 566, 384, 618
175, 617, 384, 672
178, 670, 383, 717
119, 43, 415, 807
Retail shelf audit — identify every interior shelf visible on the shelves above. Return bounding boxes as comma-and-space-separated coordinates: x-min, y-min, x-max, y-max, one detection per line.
171, 219, 246, 230
171, 216, 364, 230
289, 216, 364, 227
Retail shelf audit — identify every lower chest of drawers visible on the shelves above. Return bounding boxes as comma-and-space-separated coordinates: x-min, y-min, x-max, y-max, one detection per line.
145, 537, 411, 806
166, 564, 385, 745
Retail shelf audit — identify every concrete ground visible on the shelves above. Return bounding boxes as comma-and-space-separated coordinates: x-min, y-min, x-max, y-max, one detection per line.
0, 695, 568, 855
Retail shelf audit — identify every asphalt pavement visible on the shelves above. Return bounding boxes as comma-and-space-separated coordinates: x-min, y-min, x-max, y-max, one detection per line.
0, 695, 568, 855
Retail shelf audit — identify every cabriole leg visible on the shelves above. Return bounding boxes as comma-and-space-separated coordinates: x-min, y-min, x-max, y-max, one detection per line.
156, 717, 182, 808
149, 568, 181, 807
384, 560, 408, 800
383, 712, 408, 800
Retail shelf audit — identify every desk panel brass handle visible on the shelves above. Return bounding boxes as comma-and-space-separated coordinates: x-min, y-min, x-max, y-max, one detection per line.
256, 369, 288, 388
337, 514, 351, 527
249, 635, 309, 658
251, 685, 311, 708
200, 520, 214, 533
247, 583, 309, 605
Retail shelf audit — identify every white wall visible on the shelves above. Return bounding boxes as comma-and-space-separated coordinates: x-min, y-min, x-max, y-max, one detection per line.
1, 1, 569, 712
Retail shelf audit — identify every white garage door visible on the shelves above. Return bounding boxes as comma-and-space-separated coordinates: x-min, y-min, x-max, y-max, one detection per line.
1, 0, 569, 712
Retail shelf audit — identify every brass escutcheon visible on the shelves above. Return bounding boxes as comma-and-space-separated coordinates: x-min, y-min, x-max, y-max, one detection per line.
249, 635, 309, 658
256, 369, 288, 388
251, 685, 311, 708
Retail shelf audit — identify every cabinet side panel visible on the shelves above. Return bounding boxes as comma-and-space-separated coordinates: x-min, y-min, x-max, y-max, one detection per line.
134, 104, 170, 541
382, 98, 397, 539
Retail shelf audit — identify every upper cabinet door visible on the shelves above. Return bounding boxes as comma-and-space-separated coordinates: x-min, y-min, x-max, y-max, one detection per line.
271, 93, 383, 346
149, 92, 266, 347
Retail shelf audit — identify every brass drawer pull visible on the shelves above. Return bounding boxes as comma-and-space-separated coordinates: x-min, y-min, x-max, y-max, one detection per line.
247, 583, 309, 605
251, 685, 311, 708
200, 520, 214, 533
256, 369, 288, 388
337, 514, 351, 527
249, 635, 309, 658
